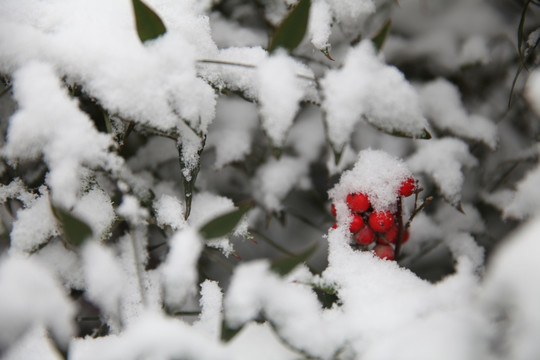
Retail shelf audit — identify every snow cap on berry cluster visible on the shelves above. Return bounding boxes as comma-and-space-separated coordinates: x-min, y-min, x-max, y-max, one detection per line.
329, 149, 413, 213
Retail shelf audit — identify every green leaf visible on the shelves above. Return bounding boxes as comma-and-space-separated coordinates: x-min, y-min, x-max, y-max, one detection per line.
268, 0, 311, 53
368, 120, 432, 140
53, 207, 93, 247
199, 205, 251, 240
132, 0, 167, 43
221, 320, 243, 342
270, 243, 318, 276
371, 19, 392, 52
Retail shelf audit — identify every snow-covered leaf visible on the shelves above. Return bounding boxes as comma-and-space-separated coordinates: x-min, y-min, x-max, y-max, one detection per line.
199, 204, 251, 240
408, 138, 477, 206
322, 41, 429, 151
52, 206, 93, 247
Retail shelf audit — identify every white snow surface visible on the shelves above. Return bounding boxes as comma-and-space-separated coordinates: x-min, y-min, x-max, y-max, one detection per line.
418, 78, 497, 149
526, 70, 540, 117
253, 156, 310, 211
153, 194, 186, 231
69, 310, 230, 360
309, 0, 333, 50
206, 97, 258, 168
257, 51, 305, 147
481, 216, 540, 360
329, 149, 413, 213
504, 164, 540, 219
9, 188, 60, 254
322, 41, 428, 150
160, 227, 203, 309
0, 255, 76, 348
408, 138, 478, 205
72, 188, 116, 240
3, 62, 121, 208
82, 241, 125, 317
194, 280, 223, 340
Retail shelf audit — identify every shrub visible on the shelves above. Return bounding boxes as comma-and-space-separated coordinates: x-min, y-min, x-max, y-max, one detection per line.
1, 1, 540, 359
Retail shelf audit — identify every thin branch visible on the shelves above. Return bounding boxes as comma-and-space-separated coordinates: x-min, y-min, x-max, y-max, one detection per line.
249, 228, 298, 257
197, 59, 318, 82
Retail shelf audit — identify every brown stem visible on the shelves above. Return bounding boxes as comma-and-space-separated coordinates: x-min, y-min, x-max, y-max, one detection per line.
394, 197, 404, 259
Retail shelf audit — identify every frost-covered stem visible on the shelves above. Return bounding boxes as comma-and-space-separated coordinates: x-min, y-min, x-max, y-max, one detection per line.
130, 227, 148, 307
395, 197, 404, 259
249, 228, 298, 257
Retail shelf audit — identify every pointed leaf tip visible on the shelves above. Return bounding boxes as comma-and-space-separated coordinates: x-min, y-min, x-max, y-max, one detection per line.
199, 205, 251, 240
132, 0, 167, 43
372, 19, 392, 52
269, 0, 311, 53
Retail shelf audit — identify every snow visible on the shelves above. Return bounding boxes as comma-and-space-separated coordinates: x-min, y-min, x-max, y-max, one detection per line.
160, 228, 203, 309
72, 188, 116, 240
434, 202, 486, 235
525, 69, 540, 117
117, 195, 149, 224
69, 311, 229, 360
225, 260, 342, 359
2, 325, 64, 360
407, 138, 478, 206
0, 1, 538, 359
322, 41, 428, 151
418, 78, 497, 149
153, 194, 186, 231
127, 137, 178, 173
194, 280, 223, 339
329, 149, 413, 213
187, 191, 249, 255
459, 35, 490, 66
3, 62, 120, 208
206, 97, 258, 168
326, 0, 375, 31
226, 322, 299, 360
82, 241, 125, 317
252, 156, 310, 212
481, 216, 540, 360
34, 240, 85, 291
309, 0, 333, 50
503, 164, 540, 219
0, 255, 75, 349
9, 188, 60, 254
443, 232, 485, 272
257, 52, 305, 147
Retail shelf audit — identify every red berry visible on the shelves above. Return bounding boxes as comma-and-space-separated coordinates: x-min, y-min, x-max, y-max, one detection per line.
331, 223, 337, 229
379, 225, 399, 244
349, 214, 364, 233
331, 204, 337, 217
402, 230, 409, 244
373, 244, 395, 260
399, 177, 416, 197
368, 211, 394, 233
354, 225, 375, 245
347, 193, 370, 213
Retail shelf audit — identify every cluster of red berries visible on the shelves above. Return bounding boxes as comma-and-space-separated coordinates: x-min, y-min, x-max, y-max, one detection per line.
331, 177, 416, 260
